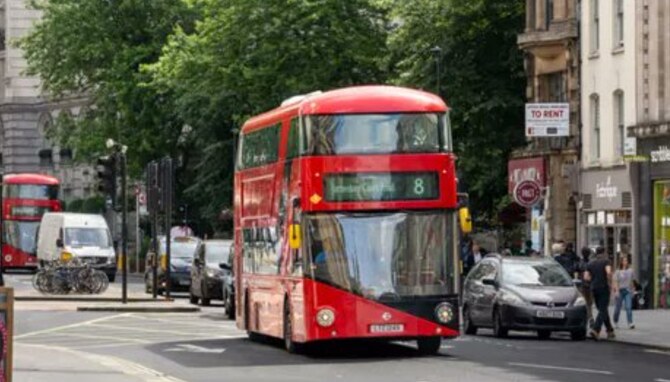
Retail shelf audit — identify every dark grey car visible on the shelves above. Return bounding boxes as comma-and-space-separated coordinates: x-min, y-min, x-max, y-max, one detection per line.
462, 255, 587, 340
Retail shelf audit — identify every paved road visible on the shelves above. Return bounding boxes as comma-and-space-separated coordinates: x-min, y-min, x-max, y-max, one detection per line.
4, 271, 148, 297
14, 306, 670, 382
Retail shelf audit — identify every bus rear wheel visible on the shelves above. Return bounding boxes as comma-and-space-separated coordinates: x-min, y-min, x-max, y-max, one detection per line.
417, 337, 442, 355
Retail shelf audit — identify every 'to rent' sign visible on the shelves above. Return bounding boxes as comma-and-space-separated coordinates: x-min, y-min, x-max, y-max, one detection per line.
525, 103, 569, 137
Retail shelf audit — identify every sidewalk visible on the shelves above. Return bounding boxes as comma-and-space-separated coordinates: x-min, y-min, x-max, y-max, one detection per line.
611, 309, 670, 350
15, 343, 183, 382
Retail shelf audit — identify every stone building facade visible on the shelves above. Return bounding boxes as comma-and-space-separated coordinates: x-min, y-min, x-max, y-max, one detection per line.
515, 0, 581, 253
0, 0, 94, 201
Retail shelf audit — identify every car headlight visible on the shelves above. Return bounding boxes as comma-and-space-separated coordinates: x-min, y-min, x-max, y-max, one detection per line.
206, 268, 223, 278
573, 296, 586, 306
316, 308, 335, 327
435, 302, 456, 324
500, 291, 528, 307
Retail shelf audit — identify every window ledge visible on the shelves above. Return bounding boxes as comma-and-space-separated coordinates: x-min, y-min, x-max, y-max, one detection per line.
612, 45, 625, 55
588, 51, 600, 60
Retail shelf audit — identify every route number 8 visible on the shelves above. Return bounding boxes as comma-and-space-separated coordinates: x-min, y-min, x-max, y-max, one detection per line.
414, 178, 425, 195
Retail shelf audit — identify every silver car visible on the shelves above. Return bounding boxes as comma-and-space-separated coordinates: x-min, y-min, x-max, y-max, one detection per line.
462, 255, 588, 340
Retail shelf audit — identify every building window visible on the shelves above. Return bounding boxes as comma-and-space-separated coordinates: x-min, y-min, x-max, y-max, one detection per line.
545, 0, 554, 30
614, 90, 624, 158
590, 0, 600, 53
39, 149, 53, 167
590, 94, 601, 161
613, 0, 624, 48
539, 72, 566, 102
527, 0, 537, 30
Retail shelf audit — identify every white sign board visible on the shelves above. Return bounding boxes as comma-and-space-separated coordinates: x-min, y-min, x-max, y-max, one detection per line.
525, 103, 570, 137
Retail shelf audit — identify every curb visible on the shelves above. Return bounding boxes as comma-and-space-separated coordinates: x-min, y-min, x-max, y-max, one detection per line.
16, 296, 158, 302
76, 305, 201, 313
611, 338, 670, 352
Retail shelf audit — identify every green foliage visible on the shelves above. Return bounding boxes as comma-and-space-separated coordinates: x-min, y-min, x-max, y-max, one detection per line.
388, 0, 526, 221
65, 196, 105, 214
20, 0, 200, 174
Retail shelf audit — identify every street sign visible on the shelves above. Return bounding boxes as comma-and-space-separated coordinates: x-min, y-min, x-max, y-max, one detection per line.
514, 180, 542, 208
525, 103, 569, 137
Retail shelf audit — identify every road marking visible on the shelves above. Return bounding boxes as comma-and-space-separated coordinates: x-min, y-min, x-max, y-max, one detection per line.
18, 343, 186, 382
508, 362, 614, 375
646, 349, 670, 356
654, 379, 670, 382
15, 313, 130, 339
164, 343, 226, 354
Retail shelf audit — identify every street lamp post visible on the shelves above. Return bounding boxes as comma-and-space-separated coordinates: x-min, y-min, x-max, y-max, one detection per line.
430, 46, 442, 96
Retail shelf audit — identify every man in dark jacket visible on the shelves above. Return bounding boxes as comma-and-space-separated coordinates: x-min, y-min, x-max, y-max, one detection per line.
585, 247, 615, 340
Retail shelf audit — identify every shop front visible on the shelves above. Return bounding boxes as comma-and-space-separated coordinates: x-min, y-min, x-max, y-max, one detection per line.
579, 168, 634, 269
630, 137, 670, 309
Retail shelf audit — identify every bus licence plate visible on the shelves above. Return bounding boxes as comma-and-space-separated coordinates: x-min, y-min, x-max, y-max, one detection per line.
536, 310, 565, 319
369, 324, 404, 333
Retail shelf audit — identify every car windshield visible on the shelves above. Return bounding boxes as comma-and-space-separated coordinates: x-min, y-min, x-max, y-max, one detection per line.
502, 261, 574, 287
65, 228, 112, 248
304, 113, 450, 155
305, 211, 455, 301
205, 242, 231, 263
161, 240, 199, 259
3, 221, 40, 254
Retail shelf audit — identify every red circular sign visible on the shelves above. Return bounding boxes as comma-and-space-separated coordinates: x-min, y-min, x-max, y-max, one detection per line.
514, 180, 542, 207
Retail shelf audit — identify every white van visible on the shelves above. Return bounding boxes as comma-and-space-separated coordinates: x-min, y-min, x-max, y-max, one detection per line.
37, 213, 117, 282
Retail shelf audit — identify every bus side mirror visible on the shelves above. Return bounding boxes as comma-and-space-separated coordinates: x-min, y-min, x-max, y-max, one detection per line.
289, 224, 301, 250
56, 238, 64, 248
459, 207, 472, 234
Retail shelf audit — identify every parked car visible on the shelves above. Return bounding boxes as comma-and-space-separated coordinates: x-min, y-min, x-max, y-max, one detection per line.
189, 239, 232, 306
145, 236, 201, 294
220, 243, 235, 319
37, 213, 117, 282
462, 254, 587, 340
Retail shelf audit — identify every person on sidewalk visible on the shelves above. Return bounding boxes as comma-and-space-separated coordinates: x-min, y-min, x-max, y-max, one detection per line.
585, 247, 615, 340
578, 247, 594, 324
613, 255, 635, 329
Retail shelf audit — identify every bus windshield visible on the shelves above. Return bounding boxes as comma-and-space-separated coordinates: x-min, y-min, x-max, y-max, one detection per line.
65, 228, 112, 248
304, 113, 450, 155
305, 211, 454, 300
4, 221, 40, 254
4, 184, 59, 200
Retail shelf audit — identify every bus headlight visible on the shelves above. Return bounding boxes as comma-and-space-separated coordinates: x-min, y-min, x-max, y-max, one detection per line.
60, 252, 73, 262
435, 302, 455, 324
316, 308, 335, 327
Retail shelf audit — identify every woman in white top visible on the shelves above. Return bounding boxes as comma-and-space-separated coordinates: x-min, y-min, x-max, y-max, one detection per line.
613, 256, 635, 329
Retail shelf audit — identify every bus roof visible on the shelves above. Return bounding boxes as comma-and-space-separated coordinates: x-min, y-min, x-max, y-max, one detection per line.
242, 85, 447, 133
3, 173, 60, 185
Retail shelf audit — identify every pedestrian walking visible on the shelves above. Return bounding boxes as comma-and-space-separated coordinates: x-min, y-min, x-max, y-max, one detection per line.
578, 247, 594, 324
613, 256, 635, 329
585, 247, 615, 340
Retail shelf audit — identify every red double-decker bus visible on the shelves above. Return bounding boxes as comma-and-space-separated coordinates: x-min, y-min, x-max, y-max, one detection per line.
2, 173, 61, 270
234, 86, 460, 354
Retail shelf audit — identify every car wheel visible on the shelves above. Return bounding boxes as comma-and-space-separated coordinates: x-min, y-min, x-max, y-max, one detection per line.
108, 275, 116, 283
537, 330, 551, 340
493, 308, 508, 338
417, 337, 442, 355
201, 298, 211, 306
571, 328, 587, 341
225, 294, 235, 319
463, 305, 478, 335
283, 299, 302, 354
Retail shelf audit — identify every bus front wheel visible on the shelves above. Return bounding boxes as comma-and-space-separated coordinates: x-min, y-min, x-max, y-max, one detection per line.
283, 300, 302, 354
417, 337, 442, 355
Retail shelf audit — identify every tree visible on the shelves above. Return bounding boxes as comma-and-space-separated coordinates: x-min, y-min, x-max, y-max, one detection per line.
388, 0, 526, 222
146, 0, 389, 226
20, 0, 200, 174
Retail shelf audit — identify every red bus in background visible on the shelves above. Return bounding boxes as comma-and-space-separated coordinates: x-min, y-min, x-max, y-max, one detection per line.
2, 173, 61, 271
234, 86, 461, 354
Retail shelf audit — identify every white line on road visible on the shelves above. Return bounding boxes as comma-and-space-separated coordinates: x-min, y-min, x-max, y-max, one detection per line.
654, 379, 670, 382
508, 362, 614, 375
15, 313, 131, 339
646, 349, 670, 356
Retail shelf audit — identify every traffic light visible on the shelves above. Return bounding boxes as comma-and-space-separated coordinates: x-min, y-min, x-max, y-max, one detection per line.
96, 155, 117, 203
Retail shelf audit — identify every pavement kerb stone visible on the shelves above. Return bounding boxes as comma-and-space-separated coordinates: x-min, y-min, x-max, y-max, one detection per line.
76, 305, 201, 313
610, 338, 670, 352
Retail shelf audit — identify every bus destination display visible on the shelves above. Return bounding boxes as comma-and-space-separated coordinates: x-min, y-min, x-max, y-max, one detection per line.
324, 172, 439, 202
